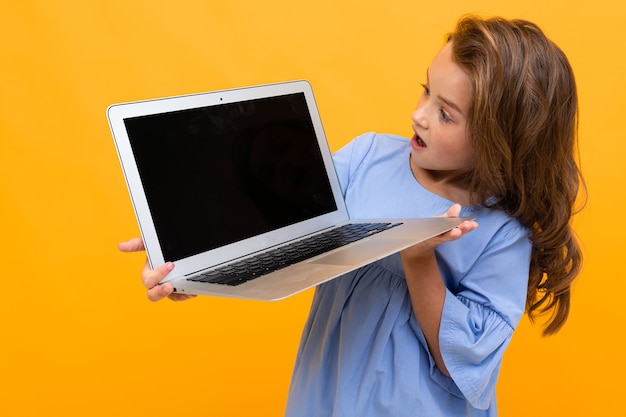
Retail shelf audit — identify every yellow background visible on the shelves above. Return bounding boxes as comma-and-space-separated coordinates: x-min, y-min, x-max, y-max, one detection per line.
1, 0, 622, 415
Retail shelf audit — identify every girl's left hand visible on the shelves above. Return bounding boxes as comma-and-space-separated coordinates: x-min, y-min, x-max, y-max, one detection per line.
401, 203, 478, 261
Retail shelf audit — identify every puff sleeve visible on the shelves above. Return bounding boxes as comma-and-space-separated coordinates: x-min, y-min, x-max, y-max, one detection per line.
427, 221, 532, 409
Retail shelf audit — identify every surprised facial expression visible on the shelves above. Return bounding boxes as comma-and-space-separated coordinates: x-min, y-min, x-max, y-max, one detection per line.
410, 42, 474, 181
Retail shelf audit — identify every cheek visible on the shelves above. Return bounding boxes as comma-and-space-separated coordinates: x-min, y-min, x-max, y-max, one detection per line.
456, 140, 475, 168
460, 150, 476, 170
442, 132, 474, 164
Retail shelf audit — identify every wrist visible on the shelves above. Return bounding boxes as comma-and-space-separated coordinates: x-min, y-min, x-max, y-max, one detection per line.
400, 246, 437, 264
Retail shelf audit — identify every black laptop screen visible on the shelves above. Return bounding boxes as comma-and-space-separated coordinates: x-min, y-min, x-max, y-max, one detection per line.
124, 92, 337, 262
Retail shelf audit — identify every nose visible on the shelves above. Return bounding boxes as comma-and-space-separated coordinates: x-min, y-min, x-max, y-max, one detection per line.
412, 104, 428, 129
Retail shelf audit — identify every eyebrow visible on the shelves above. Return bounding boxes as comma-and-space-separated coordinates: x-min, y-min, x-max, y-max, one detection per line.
426, 68, 465, 116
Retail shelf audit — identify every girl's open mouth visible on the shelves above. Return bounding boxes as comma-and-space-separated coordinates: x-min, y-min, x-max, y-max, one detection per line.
412, 133, 427, 148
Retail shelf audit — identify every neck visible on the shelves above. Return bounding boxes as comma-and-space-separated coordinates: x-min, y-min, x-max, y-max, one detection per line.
409, 157, 473, 206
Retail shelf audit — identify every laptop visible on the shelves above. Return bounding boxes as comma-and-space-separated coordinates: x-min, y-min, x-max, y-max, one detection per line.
108, 80, 470, 301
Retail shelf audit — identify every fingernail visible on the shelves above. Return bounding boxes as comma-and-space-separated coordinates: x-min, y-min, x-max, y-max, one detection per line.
165, 262, 175, 271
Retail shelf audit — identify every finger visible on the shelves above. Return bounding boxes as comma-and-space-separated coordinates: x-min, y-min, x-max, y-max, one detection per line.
118, 237, 145, 253
445, 203, 462, 218
435, 203, 462, 219
444, 220, 478, 240
147, 282, 197, 302
142, 261, 175, 290
457, 219, 479, 233
168, 293, 198, 302
147, 281, 174, 302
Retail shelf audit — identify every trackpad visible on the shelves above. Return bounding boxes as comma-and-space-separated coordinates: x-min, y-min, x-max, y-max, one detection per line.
310, 239, 412, 266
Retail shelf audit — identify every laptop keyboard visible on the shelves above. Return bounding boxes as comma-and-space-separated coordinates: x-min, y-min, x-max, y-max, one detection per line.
187, 222, 401, 286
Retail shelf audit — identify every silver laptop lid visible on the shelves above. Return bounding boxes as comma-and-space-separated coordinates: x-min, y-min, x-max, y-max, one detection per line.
108, 80, 349, 278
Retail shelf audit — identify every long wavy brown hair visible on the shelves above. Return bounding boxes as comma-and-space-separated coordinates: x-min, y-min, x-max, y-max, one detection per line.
448, 16, 585, 335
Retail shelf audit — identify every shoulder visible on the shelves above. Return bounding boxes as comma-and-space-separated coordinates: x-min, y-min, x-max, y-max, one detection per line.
442, 207, 532, 281
334, 132, 410, 166
342, 132, 409, 152
478, 208, 529, 243
459, 207, 530, 255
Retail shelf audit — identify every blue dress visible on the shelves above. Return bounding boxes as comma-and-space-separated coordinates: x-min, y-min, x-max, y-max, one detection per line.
285, 133, 532, 417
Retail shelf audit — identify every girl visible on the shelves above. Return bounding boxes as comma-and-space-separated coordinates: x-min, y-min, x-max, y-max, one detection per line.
119, 15, 584, 416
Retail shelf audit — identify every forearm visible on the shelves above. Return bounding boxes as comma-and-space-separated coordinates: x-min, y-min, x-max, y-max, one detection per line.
401, 251, 450, 377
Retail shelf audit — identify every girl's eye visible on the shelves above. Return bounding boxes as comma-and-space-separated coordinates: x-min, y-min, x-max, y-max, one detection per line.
421, 83, 453, 123
439, 109, 452, 123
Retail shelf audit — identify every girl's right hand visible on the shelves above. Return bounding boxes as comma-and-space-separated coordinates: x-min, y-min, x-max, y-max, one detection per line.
117, 237, 197, 302
401, 203, 478, 262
